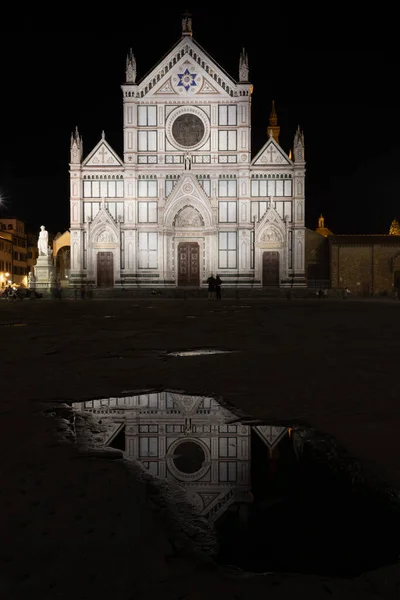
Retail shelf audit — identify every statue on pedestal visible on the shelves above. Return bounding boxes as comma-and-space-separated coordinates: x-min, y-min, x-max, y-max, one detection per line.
38, 226, 49, 256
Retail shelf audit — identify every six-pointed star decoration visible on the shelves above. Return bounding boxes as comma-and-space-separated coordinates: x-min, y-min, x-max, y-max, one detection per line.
177, 68, 197, 91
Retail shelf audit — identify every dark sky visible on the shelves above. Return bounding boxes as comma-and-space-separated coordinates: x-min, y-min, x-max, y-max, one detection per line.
0, 10, 398, 235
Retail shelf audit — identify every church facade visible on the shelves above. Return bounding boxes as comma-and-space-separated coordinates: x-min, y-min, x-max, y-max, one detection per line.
69, 14, 306, 288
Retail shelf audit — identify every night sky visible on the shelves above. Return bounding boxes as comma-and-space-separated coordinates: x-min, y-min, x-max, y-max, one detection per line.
1, 11, 398, 236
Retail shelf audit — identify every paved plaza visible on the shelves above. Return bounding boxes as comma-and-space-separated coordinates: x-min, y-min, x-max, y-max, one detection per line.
1, 295, 400, 598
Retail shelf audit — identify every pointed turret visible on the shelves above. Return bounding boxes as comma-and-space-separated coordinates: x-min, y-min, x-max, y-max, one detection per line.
70, 126, 83, 164
239, 48, 249, 82
389, 218, 400, 236
267, 100, 280, 144
125, 48, 136, 83
182, 9, 193, 36
293, 125, 305, 163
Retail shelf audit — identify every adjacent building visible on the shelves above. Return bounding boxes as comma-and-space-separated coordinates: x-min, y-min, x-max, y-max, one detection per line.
69, 13, 306, 289
0, 218, 28, 287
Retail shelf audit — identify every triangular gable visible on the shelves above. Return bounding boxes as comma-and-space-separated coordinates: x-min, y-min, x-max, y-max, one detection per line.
83, 138, 123, 167
89, 203, 120, 238
252, 137, 292, 167
138, 36, 239, 99
253, 425, 288, 450
257, 201, 285, 229
168, 173, 211, 205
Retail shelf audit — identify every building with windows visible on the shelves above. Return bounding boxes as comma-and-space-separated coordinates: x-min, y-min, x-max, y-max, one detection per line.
69, 13, 306, 288
0, 229, 13, 288
0, 218, 28, 287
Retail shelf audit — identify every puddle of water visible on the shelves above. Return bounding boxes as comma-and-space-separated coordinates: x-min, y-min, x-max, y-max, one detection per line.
73, 392, 400, 578
166, 349, 237, 357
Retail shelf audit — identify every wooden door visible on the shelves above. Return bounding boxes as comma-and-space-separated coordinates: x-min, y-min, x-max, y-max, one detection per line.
262, 251, 280, 286
97, 252, 114, 287
178, 242, 200, 286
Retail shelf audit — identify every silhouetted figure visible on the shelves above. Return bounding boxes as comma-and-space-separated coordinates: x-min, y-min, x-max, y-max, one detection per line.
80, 284, 86, 300
207, 274, 216, 300
215, 275, 222, 300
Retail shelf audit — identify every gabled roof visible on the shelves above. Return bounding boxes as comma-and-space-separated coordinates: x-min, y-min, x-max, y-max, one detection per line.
252, 136, 292, 167
82, 135, 123, 168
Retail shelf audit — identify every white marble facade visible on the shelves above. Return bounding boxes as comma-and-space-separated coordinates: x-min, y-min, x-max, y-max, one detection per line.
69, 15, 306, 288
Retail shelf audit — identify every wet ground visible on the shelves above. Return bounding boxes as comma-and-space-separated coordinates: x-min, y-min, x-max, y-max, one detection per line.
74, 392, 400, 579
2, 296, 400, 598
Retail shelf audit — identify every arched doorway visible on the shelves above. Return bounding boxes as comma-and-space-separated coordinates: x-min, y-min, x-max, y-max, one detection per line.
262, 251, 280, 286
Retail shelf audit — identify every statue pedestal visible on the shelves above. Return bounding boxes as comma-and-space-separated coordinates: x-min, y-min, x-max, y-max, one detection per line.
34, 255, 56, 289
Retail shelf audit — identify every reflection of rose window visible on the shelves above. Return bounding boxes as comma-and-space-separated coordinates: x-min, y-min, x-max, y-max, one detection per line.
172, 441, 205, 474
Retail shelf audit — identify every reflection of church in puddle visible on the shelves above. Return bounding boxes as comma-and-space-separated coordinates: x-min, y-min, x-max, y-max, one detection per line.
74, 392, 300, 522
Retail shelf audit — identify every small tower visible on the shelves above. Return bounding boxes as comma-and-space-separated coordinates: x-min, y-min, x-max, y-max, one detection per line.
267, 100, 280, 144
293, 125, 305, 163
316, 214, 333, 237
182, 9, 193, 36
70, 126, 83, 164
239, 48, 249, 82
125, 48, 136, 84
389, 218, 400, 236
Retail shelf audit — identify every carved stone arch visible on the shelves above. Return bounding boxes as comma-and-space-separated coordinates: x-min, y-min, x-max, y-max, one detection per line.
164, 195, 213, 228
173, 205, 204, 228
95, 228, 117, 244
256, 218, 285, 245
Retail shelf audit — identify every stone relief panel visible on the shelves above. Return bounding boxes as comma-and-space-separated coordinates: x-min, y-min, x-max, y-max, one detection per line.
96, 229, 116, 244
173, 206, 204, 228
261, 228, 281, 243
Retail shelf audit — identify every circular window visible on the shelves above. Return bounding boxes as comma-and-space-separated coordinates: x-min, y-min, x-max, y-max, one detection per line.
165, 106, 210, 151
172, 114, 205, 148
172, 440, 206, 474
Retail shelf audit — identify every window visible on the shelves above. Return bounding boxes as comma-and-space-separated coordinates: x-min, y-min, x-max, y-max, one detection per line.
218, 201, 237, 223
138, 394, 158, 407
138, 180, 158, 198
138, 105, 157, 126
105, 202, 124, 221
197, 178, 211, 196
219, 130, 237, 151
138, 202, 158, 223
138, 232, 158, 269
219, 232, 237, 268
219, 461, 237, 482
218, 180, 237, 197
83, 202, 101, 222
83, 179, 124, 198
251, 177, 292, 197
218, 105, 237, 126
165, 177, 179, 197
139, 437, 158, 457
138, 131, 157, 151
219, 437, 237, 457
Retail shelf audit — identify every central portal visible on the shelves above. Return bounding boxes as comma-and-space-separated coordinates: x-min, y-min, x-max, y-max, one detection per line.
178, 242, 200, 287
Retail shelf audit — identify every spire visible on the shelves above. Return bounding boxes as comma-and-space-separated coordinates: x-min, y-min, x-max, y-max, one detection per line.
389, 218, 400, 235
182, 9, 193, 36
239, 48, 249, 82
267, 100, 280, 144
70, 126, 83, 164
101, 130, 105, 140
293, 125, 305, 163
318, 214, 325, 229
125, 48, 136, 83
